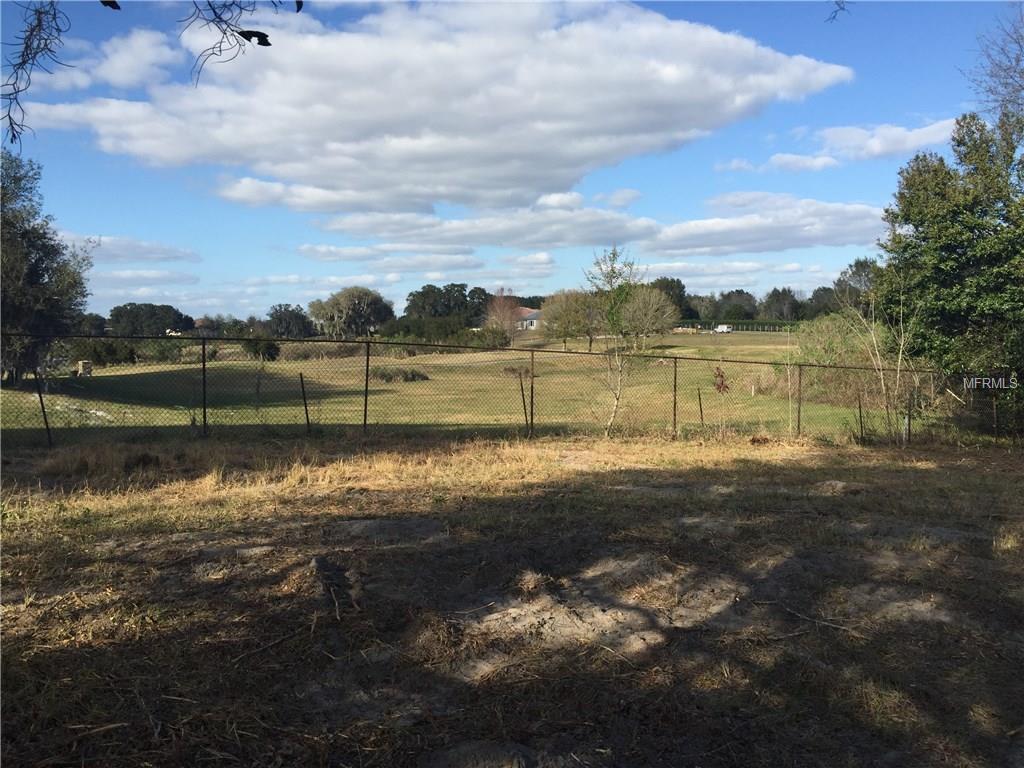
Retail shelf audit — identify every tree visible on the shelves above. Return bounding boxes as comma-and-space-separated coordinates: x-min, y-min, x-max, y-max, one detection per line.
970, 4, 1024, 115
877, 111, 1024, 374
688, 294, 718, 322
466, 286, 491, 327
803, 286, 840, 320
758, 287, 802, 321
485, 288, 520, 345
108, 303, 194, 336
308, 287, 394, 338
649, 276, 697, 320
1, 149, 91, 382
620, 285, 679, 350
266, 303, 314, 338
79, 312, 107, 336
717, 289, 756, 321
585, 246, 644, 435
404, 284, 446, 319
833, 257, 879, 316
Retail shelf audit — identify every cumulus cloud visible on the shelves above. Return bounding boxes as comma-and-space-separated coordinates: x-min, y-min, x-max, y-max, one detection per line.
34, 29, 184, 92
243, 274, 382, 287
642, 192, 884, 257
326, 207, 660, 250
536, 192, 584, 210
714, 158, 757, 172
63, 232, 201, 262
818, 118, 956, 160
30, 4, 851, 213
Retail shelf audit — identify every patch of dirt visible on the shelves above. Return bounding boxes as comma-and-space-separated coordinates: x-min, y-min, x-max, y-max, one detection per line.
809, 480, 869, 497
839, 584, 954, 624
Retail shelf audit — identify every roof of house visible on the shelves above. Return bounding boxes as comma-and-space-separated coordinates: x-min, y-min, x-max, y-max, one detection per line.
515, 307, 542, 320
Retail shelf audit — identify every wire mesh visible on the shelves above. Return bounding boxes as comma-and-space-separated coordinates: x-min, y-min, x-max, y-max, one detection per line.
0, 334, 1016, 448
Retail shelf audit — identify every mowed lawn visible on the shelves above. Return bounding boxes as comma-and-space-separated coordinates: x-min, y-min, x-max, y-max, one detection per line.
1, 333, 889, 445
1, 437, 1022, 767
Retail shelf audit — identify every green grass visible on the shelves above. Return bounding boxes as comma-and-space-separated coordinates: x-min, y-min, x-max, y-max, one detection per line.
0, 334, 922, 446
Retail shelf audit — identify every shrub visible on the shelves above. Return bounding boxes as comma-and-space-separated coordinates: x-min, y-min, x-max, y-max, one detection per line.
240, 338, 281, 361
368, 366, 430, 383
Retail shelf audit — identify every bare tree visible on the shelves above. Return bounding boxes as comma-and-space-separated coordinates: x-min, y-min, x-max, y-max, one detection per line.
620, 285, 679, 351
485, 287, 519, 346
3, 0, 303, 144
969, 4, 1024, 115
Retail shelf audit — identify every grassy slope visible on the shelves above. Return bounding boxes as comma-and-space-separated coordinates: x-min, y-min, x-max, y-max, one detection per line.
1, 333, 900, 444
2, 436, 1022, 767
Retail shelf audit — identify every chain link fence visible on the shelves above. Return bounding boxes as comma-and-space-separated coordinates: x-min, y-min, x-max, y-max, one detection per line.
1, 334, 1018, 448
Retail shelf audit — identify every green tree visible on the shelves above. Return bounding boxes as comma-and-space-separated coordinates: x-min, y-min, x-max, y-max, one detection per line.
309, 287, 395, 338
266, 303, 314, 338
758, 287, 802, 321
877, 111, 1024, 373
79, 312, 107, 336
649, 276, 697, 320
833, 257, 879, 316
108, 303, 194, 336
1, 149, 91, 382
803, 286, 839, 319
717, 289, 757, 321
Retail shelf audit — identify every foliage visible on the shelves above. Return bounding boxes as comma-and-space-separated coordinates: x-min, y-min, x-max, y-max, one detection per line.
78, 313, 107, 336
485, 289, 520, 345
620, 285, 679, 349
1, 150, 91, 381
877, 111, 1024, 374
757, 287, 801, 321
716, 290, 757, 321
368, 366, 429, 383
308, 287, 395, 338
109, 303, 194, 336
649, 276, 697, 320
240, 338, 281, 361
266, 304, 314, 338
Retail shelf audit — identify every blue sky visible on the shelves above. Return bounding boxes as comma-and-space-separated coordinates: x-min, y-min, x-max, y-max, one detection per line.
3, 1, 1005, 318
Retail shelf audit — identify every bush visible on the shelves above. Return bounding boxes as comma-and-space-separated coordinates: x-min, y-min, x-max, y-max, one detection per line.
240, 338, 281, 361
368, 366, 430, 383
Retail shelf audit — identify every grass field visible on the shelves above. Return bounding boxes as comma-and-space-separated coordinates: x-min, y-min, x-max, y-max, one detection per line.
2, 436, 1022, 766
1, 333, 925, 447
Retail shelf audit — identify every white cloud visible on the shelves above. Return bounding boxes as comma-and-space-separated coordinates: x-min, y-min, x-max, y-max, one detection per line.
594, 188, 643, 207
819, 118, 956, 160
34, 29, 184, 92
92, 269, 199, 285
298, 243, 476, 261
714, 158, 756, 172
326, 207, 660, 250
535, 192, 584, 210
30, 4, 852, 213
501, 251, 556, 278
642, 192, 883, 257
63, 232, 201, 262
765, 153, 839, 172
243, 274, 381, 287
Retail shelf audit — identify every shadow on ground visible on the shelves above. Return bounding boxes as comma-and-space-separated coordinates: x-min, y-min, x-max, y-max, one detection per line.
2, 442, 1022, 767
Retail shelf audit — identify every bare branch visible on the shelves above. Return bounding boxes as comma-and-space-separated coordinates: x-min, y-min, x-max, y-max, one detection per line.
968, 4, 1024, 115
2, 1, 71, 145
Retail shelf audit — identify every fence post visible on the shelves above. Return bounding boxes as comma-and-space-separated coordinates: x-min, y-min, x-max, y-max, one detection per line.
363, 340, 370, 435
300, 372, 311, 436
857, 391, 865, 443
529, 350, 535, 437
909, 391, 917, 444
34, 370, 53, 449
993, 392, 998, 437
697, 387, 704, 426
201, 338, 208, 437
796, 364, 803, 436
672, 358, 678, 436
518, 372, 529, 433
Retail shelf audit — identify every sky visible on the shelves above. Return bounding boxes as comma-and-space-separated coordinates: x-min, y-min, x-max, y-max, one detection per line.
2, 1, 1008, 318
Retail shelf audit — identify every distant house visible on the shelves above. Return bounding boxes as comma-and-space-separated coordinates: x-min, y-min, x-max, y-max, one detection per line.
515, 307, 542, 331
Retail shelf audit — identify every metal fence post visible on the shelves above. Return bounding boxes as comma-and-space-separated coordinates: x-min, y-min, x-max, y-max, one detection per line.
529, 350, 535, 437
905, 390, 913, 444
697, 387, 704, 426
672, 358, 678, 436
363, 340, 370, 435
857, 391, 865, 443
300, 372, 311, 436
796, 364, 803, 436
33, 370, 53, 448
201, 338, 208, 437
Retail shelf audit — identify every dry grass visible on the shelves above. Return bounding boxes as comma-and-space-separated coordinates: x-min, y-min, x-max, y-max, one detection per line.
2, 435, 1023, 767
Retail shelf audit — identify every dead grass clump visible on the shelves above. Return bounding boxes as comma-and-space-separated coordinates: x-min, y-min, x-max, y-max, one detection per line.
992, 523, 1022, 558
514, 569, 551, 596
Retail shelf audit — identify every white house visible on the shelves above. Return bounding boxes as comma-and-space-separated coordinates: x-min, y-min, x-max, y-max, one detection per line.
515, 307, 542, 331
